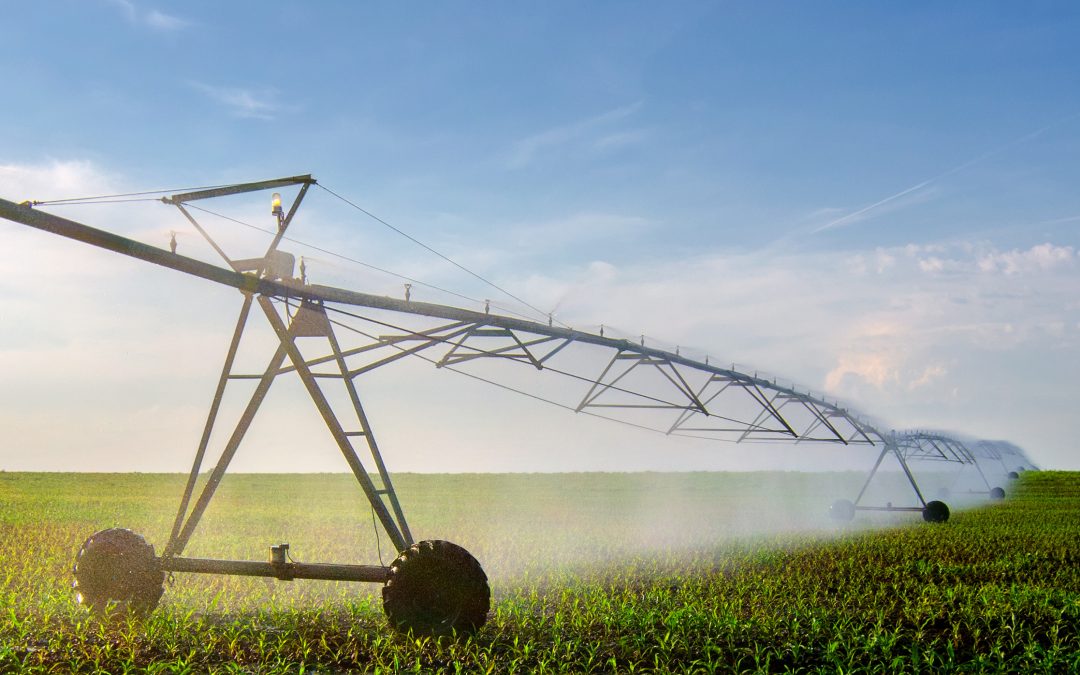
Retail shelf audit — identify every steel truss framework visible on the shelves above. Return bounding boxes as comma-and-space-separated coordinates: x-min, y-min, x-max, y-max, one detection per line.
970, 440, 1038, 475
845, 431, 1013, 516
0, 176, 1038, 577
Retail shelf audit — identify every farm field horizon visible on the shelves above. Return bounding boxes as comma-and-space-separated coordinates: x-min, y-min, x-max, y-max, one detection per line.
1, 469, 1075, 672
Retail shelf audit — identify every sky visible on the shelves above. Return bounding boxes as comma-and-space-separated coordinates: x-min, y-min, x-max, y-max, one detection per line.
0, 1, 1078, 475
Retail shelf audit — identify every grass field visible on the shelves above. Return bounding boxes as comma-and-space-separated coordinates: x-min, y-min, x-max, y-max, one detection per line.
0, 469, 1076, 673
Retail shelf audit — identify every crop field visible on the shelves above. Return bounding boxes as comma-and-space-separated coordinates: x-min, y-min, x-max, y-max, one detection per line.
0, 469, 1077, 673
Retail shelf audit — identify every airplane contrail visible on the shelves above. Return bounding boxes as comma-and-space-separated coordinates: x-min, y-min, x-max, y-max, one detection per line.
810, 180, 932, 233
811, 114, 1078, 234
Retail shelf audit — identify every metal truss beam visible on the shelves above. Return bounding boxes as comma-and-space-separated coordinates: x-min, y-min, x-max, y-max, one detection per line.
163, 175, 314, 204
0, 194, 883, 447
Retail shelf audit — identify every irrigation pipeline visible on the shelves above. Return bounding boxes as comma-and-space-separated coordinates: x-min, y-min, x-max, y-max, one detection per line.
182, 202, 541, 324
25, 180, 560, 326
0, 194, 880, 447
316, 182, 569, 329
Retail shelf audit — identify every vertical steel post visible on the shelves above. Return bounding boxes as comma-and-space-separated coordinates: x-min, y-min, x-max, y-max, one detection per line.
165, 294, 254, 557
168, 333, 294, 556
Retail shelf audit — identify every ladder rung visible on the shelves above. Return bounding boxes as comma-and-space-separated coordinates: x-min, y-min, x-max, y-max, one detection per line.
227, 374, 264, 380
312, 372, 344, 379
344, 431, 366, 437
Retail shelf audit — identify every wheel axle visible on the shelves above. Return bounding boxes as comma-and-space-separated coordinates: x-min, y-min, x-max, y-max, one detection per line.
160, 555, 391, 583
74, 529, 489, 635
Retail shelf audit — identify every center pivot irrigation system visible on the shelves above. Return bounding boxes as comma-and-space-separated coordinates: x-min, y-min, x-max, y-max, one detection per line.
0, 175, 1036, 635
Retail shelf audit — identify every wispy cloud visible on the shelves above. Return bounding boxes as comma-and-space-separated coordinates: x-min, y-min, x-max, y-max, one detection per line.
811, 180, 934, 233
0, 159, 117, 203
189, 82, 281, 120
592, 129, 649, 152
907, 364, 948, 391
505, 212, 652, 249
145, 9, 190, 30
502, 237, 1079, 437
507, 102, 645, 168
811, 117, 1075, 234
104, 0, 190, 31
105, 0, 137, 22
976, 243, 1075, 275
3, 158, 1076, 469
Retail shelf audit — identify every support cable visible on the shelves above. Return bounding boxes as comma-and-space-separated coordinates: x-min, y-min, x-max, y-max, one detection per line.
299, 300, 775, 443
301, 299, 871, 442
27, 197, 165, 206
318, 302, 694, 412
27, 183, 236, 206
185, 204, 543, 324
32, 188, 556, 327
275, 297, 678, 437
28, 186, 870, 444
317, 183, 570, 328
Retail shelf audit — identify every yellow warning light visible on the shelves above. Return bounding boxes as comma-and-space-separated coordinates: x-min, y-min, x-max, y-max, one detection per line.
271, 192, 283, 217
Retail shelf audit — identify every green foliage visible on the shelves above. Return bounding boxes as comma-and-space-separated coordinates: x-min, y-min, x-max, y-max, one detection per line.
0, 471, 1076, 673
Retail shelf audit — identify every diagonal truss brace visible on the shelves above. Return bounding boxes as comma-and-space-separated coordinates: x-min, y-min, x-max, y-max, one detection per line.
163, 294, 414, 557
162, 183, 412, 558
851, 438, 928, 511
576, 351, 707, 414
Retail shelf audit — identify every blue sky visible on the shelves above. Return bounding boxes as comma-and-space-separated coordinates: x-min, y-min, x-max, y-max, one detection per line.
1, 2, 1078, 474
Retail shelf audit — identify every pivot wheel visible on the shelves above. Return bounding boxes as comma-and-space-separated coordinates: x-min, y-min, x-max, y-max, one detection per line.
990, 486, 1006, 500
382, 540, 490, 637
829, 499, 856, 522
73, 528, 164, 614
921, 500, 950, 523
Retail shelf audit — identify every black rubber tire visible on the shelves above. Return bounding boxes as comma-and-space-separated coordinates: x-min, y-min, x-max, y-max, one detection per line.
829, 499, 855, 522
1008, 471, 1019, 480
990, 486, 1006, 500
922, 500, 950, 523
73, 528, 164, 615
382, 540, 490, 637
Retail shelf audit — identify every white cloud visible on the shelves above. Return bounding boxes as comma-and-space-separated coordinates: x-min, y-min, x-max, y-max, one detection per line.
592, 129, 648, 152
977, 243, 1075, 275
145, 9, 190, 30
848, 248, 897, 276
3, 163, 1078, 470
0, 159, 116, 201
507, 102, 644, 168
811, 180, 933, 233
104, 0, 190, 30
918, 256, 943, 273
189, 82, 281, 120
500, 238, 1079, 433
105, 0, 137, 22
810, 120, 1062, 235
507, 212, 652, 249
907, 364, 947, 391
874, 248, 896, 273
824, 353, 899, 391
